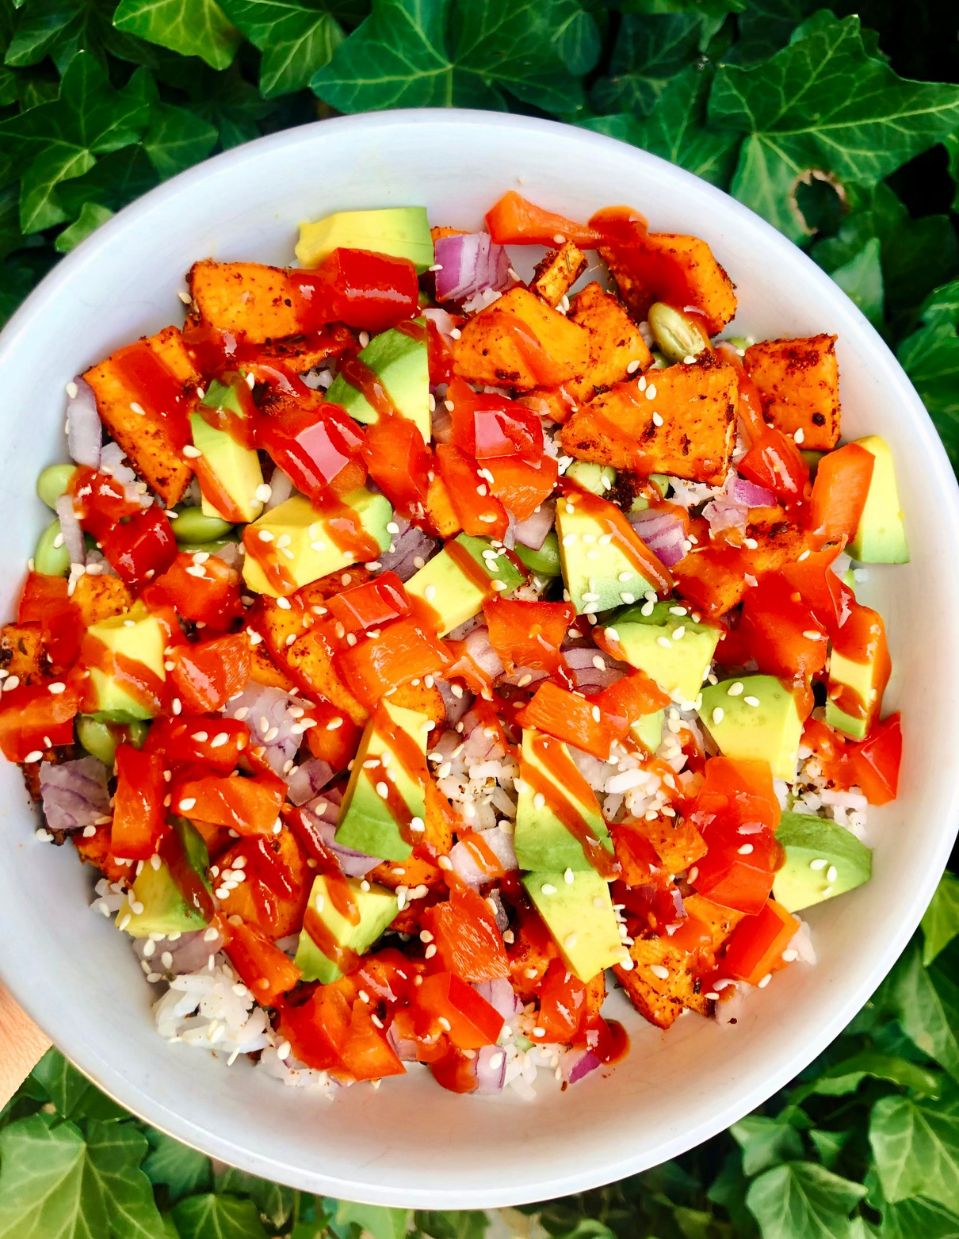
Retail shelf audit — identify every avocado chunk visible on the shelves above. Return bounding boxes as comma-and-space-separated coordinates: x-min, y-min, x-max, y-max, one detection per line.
326, 320, 429, 442
565, 461, 616, 497
773, 811, 872, 912
555, 493, 657, 615
514, 729, 612, 872
405, 534, 525, 636
825, 653, 881, 741
84, 603, 167, 722
605, 601, 720, 703
296, 206, 434, 273
294, 872, 399, 984
514, 530, 560, 579
523, 869, 625, 982
241, 490, 392, 598
335, 701, 432, 862
189, 379, 264, 524
633, 709, 664, 753
848, 435, 908, 564
119, 820, 212, 938
699, 674, 803, 781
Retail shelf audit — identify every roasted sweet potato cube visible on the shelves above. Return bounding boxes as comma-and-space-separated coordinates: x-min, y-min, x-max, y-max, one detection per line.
72, 823, 131, 884
602, 232, 737, 335
71, 574, 133, 627
286, 629, 368, 725
188, 260, 302, 343
566, 282, 652, 403
452, 287, 590, 391
388, 680, 446, 724
425, 475, 462, 538
638, 815, 708, 875
560, 355, 736, 484
672, 546, 748, 618
614, 938, 711, 1029
248, 639, 297, 691
0, 624, 45, 682
254, 324, 356, 374
744, 334, 841, 451
83, 325, 197, 506
530, 242, 587, 306
682, 894, 743, 952
743, 511, 810, 576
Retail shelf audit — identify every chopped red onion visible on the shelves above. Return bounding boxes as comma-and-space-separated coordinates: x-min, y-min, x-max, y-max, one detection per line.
703, 495, 748, 536
147, 927, 225, 975
301, 792, 380, 876
473, 1044, 507, 1094
513, 501, 554, 551
286, 757, 334, 806
473, 977, 520, 1021
66, 379, 102, 468
387, 1024, 421, 1062
435, 678, 473, 727
39, 758, 110, 831
458, 626, 504, 683
377, 518, 439, 582
562, 644, 628, 692
448, 825, 517, 887
434, 233, 512, 304
54, 494, 86, 566
566, 1048, 602, 1084
731, 476, 776, 508
498, 665, 548, 689
628, 508, 687, 567
430, 402, 453, 443
422, 306, 456, 335
265, 468, 294, 511
99, 442, 151, 508
224, 685, 308, 775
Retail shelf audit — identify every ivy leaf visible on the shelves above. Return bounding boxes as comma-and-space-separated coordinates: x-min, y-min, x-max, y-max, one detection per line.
81, 1122, 167, 1239
791, 1051, 941, 1102
710, 14, 959, 240
413, 1209, 491, 1239
4, 0, 151, 72
29, 1052, 127, 1125
142, 1129, 210, 1203
216, 1168, 293, 1228
880, 1195, 959, 1239
590, 14, 705, 115
869, 1093, 959, 1211
113, 0, 241, 70
729, 1115, 804, 1177
827, 238, 884, 329
0, 1115, 106, 1239
583, 64, 738, 189
219, 1, 345, 97
745, 1162, 866, 1239
171, 1193, 268, 1239
889, 945, 959, 1079
330, 1201, 411, 1239
143, 101, 218, 178
922, 873, 959, 966
898, 293, 959, 473
808, 1129, 850, 1172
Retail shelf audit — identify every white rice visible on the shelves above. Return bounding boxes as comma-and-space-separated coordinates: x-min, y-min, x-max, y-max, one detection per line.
153, 956, 273, 1062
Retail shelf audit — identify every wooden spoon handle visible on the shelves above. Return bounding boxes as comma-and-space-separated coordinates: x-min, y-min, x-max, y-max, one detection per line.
0, 985, 50, 1107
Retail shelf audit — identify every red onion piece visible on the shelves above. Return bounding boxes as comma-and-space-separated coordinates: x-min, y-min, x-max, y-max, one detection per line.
286, 757, 334, 806
387, 1024, 421, 1062
434, 233, 512, 304
265, 467, 294, 511
513, 501, 554, 551
422, 306, 456, 335
562, 645, 628, 692
628, 508, 687, 567
703, 495, 748, 536
473, 977, 520, 1021
224, 685, 307, 775
435, 678, 473, 727
54, 494, 86, 566
66, 379, 102, 468
301, 792, 380, 876
566, 1048, 602, 1084
39, 758, 110, 831
731, 476, 776, 507
473, 1044, 507, 1094
448, 825, 517, 887
377, 518, 439, 582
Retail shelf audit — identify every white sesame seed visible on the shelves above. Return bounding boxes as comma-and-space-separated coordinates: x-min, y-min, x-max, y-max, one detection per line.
781, 948, 799, 963
826, 864, 838, 883
809, 858, 828, 871
727, 682, 744, 696
649, 964, 670, 980
540, 883, 557, 895
711, 707, 725, 725
743, 695, 761, 707
757, 973, 772, 989
737, 844, 754, 855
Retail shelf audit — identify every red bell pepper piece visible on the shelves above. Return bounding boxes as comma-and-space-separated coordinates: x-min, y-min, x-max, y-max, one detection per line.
143, 553, 244, 632
808, 442, 874, 547
781, 548, 854, 640
426, 317, 454, 385
326, 572, 411, 636
256, 394, 367, 504
145, 716, 250, 772
537, 958, 592, 1042
518, 680, 617, 761
738, 426, 810, 505
448, 379, 543, 461
845, 713, 902, 806
174, 774, 283, 836
99, 505, 178, 591
738, 572, 828, 682
721, 899, 800, 985
334, 616, 451, 707
692, 756, 782, 834
17, 574, 81, 671
610, 822, 667, 887
482, 597, 573, 674
222, 919, 301, 1006
112, 744, 167, 860
415, 971, 504, 1050
424, 887, 510, 983
292, 248, 420, 334
361, 412, 432, 519
596, 670, 671, 737
484, 454, 559, 523
168, 634, 252, 714
485, 191, 603, 248
0, 682, 79, 762
304, 702, 362, 774
69, 466, 146, 542
435, 443, 509, 539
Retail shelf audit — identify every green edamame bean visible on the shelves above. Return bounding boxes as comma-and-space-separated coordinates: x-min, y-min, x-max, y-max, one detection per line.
33, 519, 70, 576
514, 530, 560, 578
175, 538, 235, 555
565, 461, 616, 497
172, 505, 234, 545
647, 302, 710, 364
77, 717, 149, 766
36, 464, 77, 510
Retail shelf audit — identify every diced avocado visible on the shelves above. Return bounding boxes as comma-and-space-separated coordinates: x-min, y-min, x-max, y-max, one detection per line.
800, 449, 824, 476
605, 601, 720, 703
565, 461, 616, 496
772, 811, 872, 912
119, 820, 212, 938
296, 206, 434, 273
848, 435, 908, 564
523, 869, 625, 982
85, 604, 167, 722
555, 493, 655, 615
77, 716, 148, 766
649, 474, 670, 499
699, 675, 804, 781
825, 652, 878, 741
514, 729, 612, 872
294, 873, 399, 983
189, 379, 264, 524
633, 709, 664, 753
514, 530, 560, 579
405, 534, 524, 636
326, 321, 429, 442
241, 490, 392, 598
335, 701, 431, 861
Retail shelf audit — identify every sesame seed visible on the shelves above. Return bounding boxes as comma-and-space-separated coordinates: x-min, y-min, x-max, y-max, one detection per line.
649, 964, 670, 980
727, 681, 744, 696
182, 445, 202, 459
540, 883, 557, 895
645, 384, 657, 401
424, 944, 437, 959
672, 625, 685, 640
737, 843, 754, 855
809, 858, 828, 871
793, 428, 805, 444
532, 1026, 547, 1038
652, 411, 664, 427
757, 973, 772, 989
743, 694, 761, 707
826, 864, 838, 883
781, 948, 799, 963
23, 750, 43, 763
564, 933, 578, 949
375, 781, 389, 798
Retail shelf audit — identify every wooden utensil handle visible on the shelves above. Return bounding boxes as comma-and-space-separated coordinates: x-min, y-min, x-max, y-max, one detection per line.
0, 985, 50, 1107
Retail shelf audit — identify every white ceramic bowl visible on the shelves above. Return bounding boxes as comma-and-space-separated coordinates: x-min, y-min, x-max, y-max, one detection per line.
1, 110, 957, 1209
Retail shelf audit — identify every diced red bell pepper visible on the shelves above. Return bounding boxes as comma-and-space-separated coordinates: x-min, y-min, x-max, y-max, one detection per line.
692, 755, 781, 834
426, 317, 454, 385
518, 681, 617, 761
334, 616, 451, 708
429, 1046, 481, 1093
690, 836, 781, 917
222, 919, 301, 1006
0, 682, 79, 762
486, 191, 603, 248
482, 597, 572, 674
738, 426, 810, 505
595, 670, 671, 737
145, 715, 250, 772
17, 574, 81, 671
304, 703, 362, 773
846, 712, 902, 806
256, 394, 367, 504
423, 886, 509, 983
326, 572, 411, 636
435, 443, 509, 539
292, 248, 420, 334
610, 822, 666, 887
415, 971, 504, 1050
279, 980, 405, 1079
144, 553, 244, 632
721, 899, 800, 986
68, 466, 144, 542
174, 774, 283, 836
808, 442, 874, 548
781, 548, 854, 640
669, 895, 742, 957
361, 412, 432, 519
612, 873, 685, 936
340, 999, 407, 1081
100, 505, 178, 591
738, 572, 828, 682
484, 454, 559, 523
537, 958, 591, 1042
717, 346, 767, 443
168, 634, 252, 714
112, 744, 167, 860
448, 378, 544, 461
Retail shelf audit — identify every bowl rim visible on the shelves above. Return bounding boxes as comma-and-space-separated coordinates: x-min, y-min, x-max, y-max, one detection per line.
1, 106, 958, 1208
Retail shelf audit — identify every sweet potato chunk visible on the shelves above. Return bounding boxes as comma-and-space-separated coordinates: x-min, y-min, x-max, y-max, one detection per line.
83, 326, 197, 506
0, 624, 45, 682
424, 475, 461, 538
530, 242, 587, 306
286, 630, 368, 725
637, 814, 707, 875
561, 355, 736, 484
744, 335, 841, 451
602, 232, 737, 335
566, 282, 652, 404
248, 640, 297, 691
188, 260, 302, 343
614, 938, 711, 1030
217, 826, 310, 938
673, 514, 809, 617
682, 894, 743, 953
71, 574, 133, 627
452, 287, 590, 391
72, 823, 131, 884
